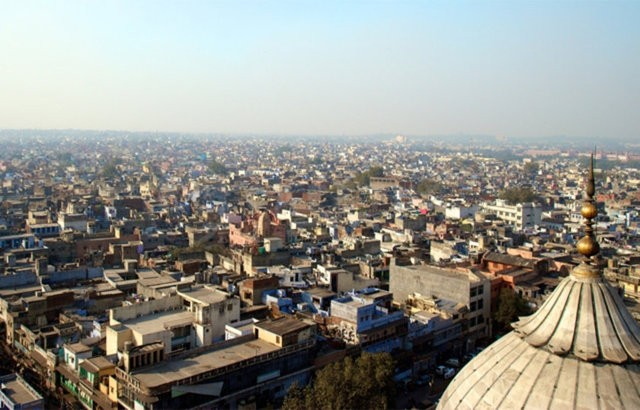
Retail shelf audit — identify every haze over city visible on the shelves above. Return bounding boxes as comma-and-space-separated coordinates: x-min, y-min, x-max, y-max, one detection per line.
3, 2, 640, 409
2, 1, 639, 140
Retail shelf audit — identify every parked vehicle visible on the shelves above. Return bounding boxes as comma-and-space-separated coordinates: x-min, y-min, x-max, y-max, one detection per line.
444, 367, 456, 379
435, 365, 448, 375
445, 358, 460, 368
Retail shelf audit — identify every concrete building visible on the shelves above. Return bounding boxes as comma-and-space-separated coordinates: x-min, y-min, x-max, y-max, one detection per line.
177, 285, 240, 343
58, 213, 89, 232
480, 199, 542, 231
114, 318, 316, 409
106, 287, 240, 357
329, 288, 406, 348
390, 260, 491, 341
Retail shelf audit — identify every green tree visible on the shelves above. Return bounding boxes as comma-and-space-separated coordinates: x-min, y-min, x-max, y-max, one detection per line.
355, 166, 384, 187
494, 288, 532, 331
275, 144, 292, 156
499, 187, 538, 205
101, 161, 120, 179
58, 152, 74, 166
208, 159, 228, 175
283, 352, 396, 410
523, 161, 539, 177
416, 179, 443, 196
281, 383, 309, 410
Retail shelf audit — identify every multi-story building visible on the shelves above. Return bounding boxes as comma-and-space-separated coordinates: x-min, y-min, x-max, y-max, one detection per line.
58, 213, 89, 232
329, 288, 406, 349
115, 317, 316, 409
480, 199, 542, 231
389, 260, 491, 345
106, 286, 240, 357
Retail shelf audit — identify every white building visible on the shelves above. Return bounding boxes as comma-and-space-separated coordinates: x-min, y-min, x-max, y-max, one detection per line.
480, 199, 542, 231
58, 213, 88, 232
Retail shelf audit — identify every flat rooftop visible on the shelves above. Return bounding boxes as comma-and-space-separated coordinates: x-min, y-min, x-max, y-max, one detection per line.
0, 374, 43, 405
401, 264, 484, 283
256, 317, 310, 336
132, 338, 280, 389
178, 286, 228, 305
125, 310, 194, 334
0, 284, 41, 298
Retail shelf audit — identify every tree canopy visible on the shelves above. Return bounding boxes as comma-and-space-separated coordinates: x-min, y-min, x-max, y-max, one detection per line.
282, 352, 396, 410
101, 159, 121, 179
498, 186, 538, 205
208, 159, 228, 175
416, 178, 444, 196
493, 287, 532, 332
354, 166, 384, 187
523, 161, 539, 177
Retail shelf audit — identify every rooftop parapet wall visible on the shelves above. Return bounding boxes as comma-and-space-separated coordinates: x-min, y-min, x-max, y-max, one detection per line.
109, 295, 182, 325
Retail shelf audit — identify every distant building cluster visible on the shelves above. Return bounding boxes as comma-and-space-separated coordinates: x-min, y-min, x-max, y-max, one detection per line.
0, 133, 639, 408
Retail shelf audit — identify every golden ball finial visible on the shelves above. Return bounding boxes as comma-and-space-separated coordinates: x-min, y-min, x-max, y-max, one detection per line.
581, 202, 598, 219
576, 236, 600, 258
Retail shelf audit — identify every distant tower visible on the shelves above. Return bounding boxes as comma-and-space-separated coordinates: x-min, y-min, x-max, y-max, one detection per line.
395, 135, 407, 144
439, 153, 640, 409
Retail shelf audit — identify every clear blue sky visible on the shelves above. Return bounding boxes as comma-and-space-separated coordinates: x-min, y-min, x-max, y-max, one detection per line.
1, 1, 638, 139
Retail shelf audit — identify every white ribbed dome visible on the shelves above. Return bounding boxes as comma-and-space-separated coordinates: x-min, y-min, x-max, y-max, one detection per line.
438, 330, 640, 409
438, 273, 640, 409
513, 275, 640, 363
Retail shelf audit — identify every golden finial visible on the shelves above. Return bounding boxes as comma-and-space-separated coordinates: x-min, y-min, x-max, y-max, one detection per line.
573, 152, 600, 279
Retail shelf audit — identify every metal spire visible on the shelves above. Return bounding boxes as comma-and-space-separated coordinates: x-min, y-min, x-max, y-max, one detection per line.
573, 152, 600, 278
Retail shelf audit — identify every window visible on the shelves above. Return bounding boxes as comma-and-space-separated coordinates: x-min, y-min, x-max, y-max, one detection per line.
478, 299, 484, 310
470, 301, 477, 312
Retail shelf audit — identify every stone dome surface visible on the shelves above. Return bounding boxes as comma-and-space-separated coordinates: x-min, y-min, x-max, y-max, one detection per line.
438, 274, 640, 409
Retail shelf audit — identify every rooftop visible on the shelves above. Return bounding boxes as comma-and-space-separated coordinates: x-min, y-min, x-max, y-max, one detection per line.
80, 356, 115, 373
65, 342, 92, 354
178, 286, 228, 305
125, 310, 194, 335
256, 317, 311, 336
132, 338, 280, 390
0, 374, 43, 405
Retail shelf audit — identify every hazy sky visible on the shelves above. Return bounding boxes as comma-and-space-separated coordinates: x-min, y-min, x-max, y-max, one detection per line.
1, 1, 638, 139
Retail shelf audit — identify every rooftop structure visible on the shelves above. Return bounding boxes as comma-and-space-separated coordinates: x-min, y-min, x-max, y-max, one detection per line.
0, 373, 44, 410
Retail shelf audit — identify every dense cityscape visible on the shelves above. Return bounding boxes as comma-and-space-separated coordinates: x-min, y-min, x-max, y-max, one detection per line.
2, 0, 639, 407
0, 131, 639, 409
